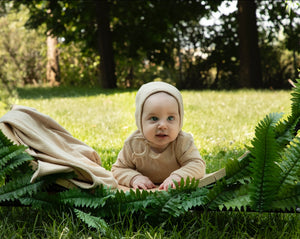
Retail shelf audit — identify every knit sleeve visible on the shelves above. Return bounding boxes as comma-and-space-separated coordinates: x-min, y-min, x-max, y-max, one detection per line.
111, 141, 142, 187
171, 132, 206, 180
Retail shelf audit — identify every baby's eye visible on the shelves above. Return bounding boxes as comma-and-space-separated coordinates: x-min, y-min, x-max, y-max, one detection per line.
150, 116, 159, 121
168, 116, 175, 121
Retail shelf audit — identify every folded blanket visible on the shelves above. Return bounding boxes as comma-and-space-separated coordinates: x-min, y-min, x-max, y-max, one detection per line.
0, 105, 118, 189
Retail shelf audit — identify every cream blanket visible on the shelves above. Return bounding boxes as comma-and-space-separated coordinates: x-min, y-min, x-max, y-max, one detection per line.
0, 105, 118, 189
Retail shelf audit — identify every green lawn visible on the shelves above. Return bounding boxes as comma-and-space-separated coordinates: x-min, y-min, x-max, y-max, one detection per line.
0, 86, 299, 238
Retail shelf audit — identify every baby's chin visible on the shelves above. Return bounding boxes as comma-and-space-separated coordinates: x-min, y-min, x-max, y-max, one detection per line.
149, 141, 171, 153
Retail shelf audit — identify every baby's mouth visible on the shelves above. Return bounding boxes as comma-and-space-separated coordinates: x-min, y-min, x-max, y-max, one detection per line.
156, 133, 168, 138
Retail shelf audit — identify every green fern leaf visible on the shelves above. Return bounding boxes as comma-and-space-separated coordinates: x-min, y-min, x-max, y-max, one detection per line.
179, 187, 209, 211
278, 137, 300, 188
74, 209, 108, 234
221, 184, 251, 211
290, 79, 300, 118
249, 113, 282, 212
271, 184, 300, 211
160, 193, 186, 217
19, 192, 59, 209
173, 177, 199, 191
0, 130, 34, 180
137, 178, 208, 218
206, 179, 252, 211
0, 150, 33, 178
0, 130, 15, 148
114, 189, 155, 215
0, 171, 72, 204
0, 174, 44, 202
60, 187, 115, 209
276, 79, 300, 146
275, 115, 300, 147
90, 188, 156, 218
225, 151, 252, 185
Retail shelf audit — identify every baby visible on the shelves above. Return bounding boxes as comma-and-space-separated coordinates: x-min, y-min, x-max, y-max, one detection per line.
112, 81, 205, 190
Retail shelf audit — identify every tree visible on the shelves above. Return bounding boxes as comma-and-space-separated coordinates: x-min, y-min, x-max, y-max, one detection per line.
9, 0, 298, 89
95, 0, 116, 88
237, 0, 262, 88
111, 0, 222, 88
0, 4, 46, 107
46, 32, 60, 86
14, 0, 116, 88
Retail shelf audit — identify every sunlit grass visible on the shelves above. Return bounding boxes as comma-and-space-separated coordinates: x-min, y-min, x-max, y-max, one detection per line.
1, 87, 291, 171
0, 86, 298, 238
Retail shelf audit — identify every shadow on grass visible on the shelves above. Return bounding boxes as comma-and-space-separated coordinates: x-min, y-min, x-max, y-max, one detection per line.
17, 86, 137, 99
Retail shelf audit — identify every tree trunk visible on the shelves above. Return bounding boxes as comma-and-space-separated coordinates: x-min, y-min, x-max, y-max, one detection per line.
95, 0, 117, 89
46, 32, 60, 86
237, 0, 262, 88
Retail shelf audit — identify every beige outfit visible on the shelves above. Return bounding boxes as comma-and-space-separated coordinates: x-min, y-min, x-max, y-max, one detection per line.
112, 130, 205, 187
112, 81, 206, 187
0, 105, 118, 189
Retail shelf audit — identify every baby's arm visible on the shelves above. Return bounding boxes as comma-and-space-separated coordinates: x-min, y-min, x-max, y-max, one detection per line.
161, 132, 206, 189
111, 147, 141, 187
112, 143, 157, 188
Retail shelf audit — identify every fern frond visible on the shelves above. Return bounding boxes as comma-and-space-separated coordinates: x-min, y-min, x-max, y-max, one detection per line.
0, 130, 15, 147
136, 178, 208, 218
278, 137, 300, 189
126, 188, 156, 211
179, 187, 208, 211
19, 192, 59, 209
0, 130, 34, 179
74, 209, 108, 234
0, 173, 44, 202
290, 79, 300, 119
275, 115, 300, 147
271, 184, 300, 211
141, 187, 207, 219
248, 113, 282, 212
276, 79, 300, 146
173, 177, 200, 191
60, 186, 115, 209
221, 184, 251, 211
159, 192, 187, 217
88, 188, 156, 218
225, 151, 252, 185
0, 149, 33, 178
0, 171, 73, 204
112, 189, 155, 216
204, 179, 236, 210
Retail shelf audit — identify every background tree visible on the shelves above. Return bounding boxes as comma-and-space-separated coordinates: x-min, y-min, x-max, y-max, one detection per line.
4, 0, 299, 89
257, 0, 299, 83
0, 4, 46, 107
15, 0, 116, 88
0, 5, 46, 86
237, 0, 262, 88
112, 0, 222, 88
46, 32, 60, 86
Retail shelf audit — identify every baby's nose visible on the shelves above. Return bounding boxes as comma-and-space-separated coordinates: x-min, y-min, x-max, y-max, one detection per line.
158, 120, 167, 129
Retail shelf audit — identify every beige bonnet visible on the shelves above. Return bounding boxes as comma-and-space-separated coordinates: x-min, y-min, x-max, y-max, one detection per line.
135, 81, 184, 133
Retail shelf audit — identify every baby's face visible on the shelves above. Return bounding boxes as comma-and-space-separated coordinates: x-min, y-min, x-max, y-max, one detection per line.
141, 92, 180, 153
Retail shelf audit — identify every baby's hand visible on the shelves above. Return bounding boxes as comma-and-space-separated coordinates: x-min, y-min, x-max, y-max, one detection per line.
159, 174, 182, 191
130, 175, 156, 190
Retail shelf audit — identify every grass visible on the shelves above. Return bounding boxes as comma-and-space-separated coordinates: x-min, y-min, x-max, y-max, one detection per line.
0, 86, 299, 238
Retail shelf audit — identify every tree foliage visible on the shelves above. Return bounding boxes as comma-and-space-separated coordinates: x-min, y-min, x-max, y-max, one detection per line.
1, 1, 299, 89
0, 5, 46, 108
